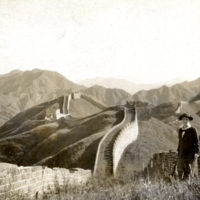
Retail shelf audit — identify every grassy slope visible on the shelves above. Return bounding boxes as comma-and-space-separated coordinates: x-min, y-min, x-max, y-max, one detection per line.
0, 104, 123, 170
19, 111, 119, 166
35, 109, 125, 171
0, 119, 6, 127
36, 131, 106, 170
0, 122, 59, 164
117, 118, 178, 175
69, 98, 102, 118
0, 96, 64, 138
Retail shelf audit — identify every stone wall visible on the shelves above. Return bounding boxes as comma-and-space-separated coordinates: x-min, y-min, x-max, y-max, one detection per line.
93, 108, 127, 176
145, 150, 178, 179
80, 94, 107, 110
139, 150, 200, 179
62, 94, 71, 115
0, 163, 91, 199
113, 111, 138, 175
67, 94, 71, 114
175, 102, 182, 114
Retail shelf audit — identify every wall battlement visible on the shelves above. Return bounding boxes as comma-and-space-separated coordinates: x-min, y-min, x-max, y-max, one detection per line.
93, 108, 127, 177
93, 107, 137, 177
138, 150, 200, 179
113, 109, 138, 175
0, 163, 91, 199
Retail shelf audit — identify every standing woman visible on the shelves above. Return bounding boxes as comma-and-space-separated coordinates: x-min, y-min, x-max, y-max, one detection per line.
177, 113, 199, 180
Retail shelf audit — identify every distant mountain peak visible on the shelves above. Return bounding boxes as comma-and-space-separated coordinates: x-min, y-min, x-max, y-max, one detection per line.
3, 69, 23, 76
31, 68, 43, 73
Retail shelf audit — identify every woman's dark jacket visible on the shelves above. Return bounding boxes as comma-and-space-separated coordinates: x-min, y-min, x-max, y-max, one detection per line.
177, 126, 199, 159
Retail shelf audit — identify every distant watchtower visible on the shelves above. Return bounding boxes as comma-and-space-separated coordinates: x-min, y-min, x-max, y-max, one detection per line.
72, 92, 81, 99
46, 103, 60, 119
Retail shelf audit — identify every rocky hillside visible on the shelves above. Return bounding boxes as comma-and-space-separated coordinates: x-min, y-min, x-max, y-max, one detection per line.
133, 77, 200, 106
0, 69, 86, 126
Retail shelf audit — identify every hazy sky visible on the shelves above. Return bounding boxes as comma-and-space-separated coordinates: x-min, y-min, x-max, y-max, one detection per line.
0, 0, 200, 84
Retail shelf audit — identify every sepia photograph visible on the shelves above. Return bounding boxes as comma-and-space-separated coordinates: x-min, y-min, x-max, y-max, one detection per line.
0, 0, 200, 199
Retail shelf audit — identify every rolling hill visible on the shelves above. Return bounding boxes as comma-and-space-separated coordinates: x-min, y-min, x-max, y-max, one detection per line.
69, 98, 103, 118
0, 95, 124, 170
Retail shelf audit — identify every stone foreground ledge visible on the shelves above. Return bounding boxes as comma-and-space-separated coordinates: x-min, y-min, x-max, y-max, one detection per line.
0, 163, 92, 199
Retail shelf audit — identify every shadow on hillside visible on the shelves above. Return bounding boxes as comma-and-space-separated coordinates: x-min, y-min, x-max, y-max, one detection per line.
77, 137, 104, 170
35, 133, 104, 170
113, 110, 124, 126
76, 106, 120, 121
56, 106, 125, 130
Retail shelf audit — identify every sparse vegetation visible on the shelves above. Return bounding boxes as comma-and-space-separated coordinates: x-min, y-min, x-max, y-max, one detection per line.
2, 172, 200, 200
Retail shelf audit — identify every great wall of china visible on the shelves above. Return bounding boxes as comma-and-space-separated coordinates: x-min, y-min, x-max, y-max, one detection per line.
80, 94, 108, 110
93, 107, 138, 177
113, 110, 138, 176
2, 98, 200, 198
45, 92, 107, 121
45, 94, 71, 121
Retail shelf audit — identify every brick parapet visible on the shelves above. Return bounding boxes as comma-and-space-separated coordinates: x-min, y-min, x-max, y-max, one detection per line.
0, 163, 91, 199
113, 109, 138, 175
139, 150, 183, 179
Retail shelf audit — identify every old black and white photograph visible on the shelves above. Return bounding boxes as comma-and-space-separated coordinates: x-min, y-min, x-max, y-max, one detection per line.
0, 0, 200, 199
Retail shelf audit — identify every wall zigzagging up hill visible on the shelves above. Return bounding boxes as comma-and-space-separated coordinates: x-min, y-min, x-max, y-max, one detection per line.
67, 93, 71, 113
0, 163, 91, 199
80, 94, 107, 110
93, 108, 127, 176
93, 107, 138, 177
63, 94, 71, 115
113, 110, 138, 175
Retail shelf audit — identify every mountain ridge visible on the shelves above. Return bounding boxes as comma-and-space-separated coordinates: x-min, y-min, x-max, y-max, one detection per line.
80, 85, 134, 106
0, 69, 86, 126
133, 77, 200, 106
79, 77, 185, 94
